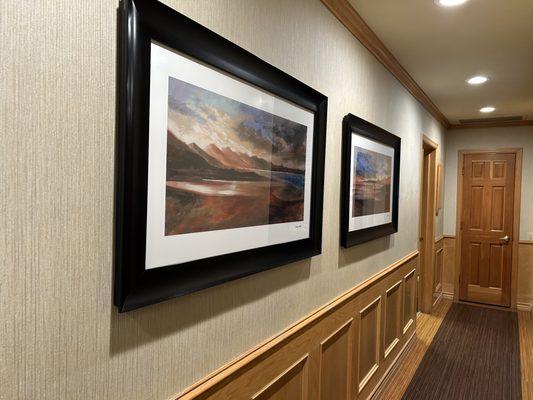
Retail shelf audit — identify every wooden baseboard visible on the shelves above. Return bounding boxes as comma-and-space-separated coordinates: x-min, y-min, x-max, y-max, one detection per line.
440, 292, 531, 312
370, 331, 416, 400
517, 302, 533, 312
174, 251, 419, 399
432, 292, 443, 308
442, 291, 454, 301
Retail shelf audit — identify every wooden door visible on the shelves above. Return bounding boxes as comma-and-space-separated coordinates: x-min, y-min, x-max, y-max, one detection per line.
459, 153, 516, 307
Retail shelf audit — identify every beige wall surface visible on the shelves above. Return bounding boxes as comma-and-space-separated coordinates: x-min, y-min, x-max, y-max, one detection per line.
0, 1, 445, 399
443, 126, 533, 240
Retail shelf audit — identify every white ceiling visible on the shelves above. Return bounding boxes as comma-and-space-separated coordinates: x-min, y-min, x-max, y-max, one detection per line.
348, 0, 533, 124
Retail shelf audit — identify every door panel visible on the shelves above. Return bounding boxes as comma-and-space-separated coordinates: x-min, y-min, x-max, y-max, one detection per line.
459, 153, 515, 307
489, 244, 503, 288
469, 242, 481, 285
469, 186, 484, 229
490, 187, 505, 231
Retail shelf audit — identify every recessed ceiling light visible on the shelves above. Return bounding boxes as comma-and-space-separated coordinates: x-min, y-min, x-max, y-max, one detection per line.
467, 76, 489, 85
480, 106, 495, 113
434, 0, 469, 7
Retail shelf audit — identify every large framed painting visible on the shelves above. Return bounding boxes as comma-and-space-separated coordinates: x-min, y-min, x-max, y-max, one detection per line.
114, 0, 327, 311
340, 114, 400, 247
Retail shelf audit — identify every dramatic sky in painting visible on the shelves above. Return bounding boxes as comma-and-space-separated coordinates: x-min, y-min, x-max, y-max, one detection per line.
353, 147, 392, 181
167, 77, 307, 170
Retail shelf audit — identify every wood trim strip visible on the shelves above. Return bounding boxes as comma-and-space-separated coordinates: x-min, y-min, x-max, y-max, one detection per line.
442, 292, 454, 301
251, 355, 309, 400
423, 135, 439, 151
386, 280, 402, 295
174, 250, 418, 399
384, 338, 400, 360
320, 318, 354, 347
359, 364, 379, 394
435, 236, 444, 244
511, 149, 523, 308
432, 292, 443, 308
403, 268, 417, 335
402, 318, 414, 336
449, 120, 533, 130
453, 150, 466, 302
320, 0, 450, 129
451, 148, 524, 155
360, 295, 382, 315
404, 268, 416, 281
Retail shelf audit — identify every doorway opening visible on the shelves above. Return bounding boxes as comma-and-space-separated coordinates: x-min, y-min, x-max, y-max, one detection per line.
419, 136, 438, 314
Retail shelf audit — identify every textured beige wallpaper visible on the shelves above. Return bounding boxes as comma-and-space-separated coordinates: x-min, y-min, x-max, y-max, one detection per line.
443, 126, 533, 240
1, 0, 445, 399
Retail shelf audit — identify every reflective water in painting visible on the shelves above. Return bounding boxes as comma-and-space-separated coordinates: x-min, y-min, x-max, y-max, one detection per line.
165, 77, 307, 236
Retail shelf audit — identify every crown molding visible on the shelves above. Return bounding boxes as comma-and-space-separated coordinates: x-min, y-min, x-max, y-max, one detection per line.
448, 119, 533, 130
321, 0, 450, 129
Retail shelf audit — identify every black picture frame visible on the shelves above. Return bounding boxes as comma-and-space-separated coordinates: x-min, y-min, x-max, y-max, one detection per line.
114, 0, 327, 312
340, 114, 401, 248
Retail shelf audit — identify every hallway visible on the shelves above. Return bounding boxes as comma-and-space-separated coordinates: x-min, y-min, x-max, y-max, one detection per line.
379, 300, 532, 399
2, 0, 532, 399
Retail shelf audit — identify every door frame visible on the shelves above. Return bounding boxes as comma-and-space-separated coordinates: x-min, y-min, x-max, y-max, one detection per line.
454, 148, 523, 308
418, 135, 438, 314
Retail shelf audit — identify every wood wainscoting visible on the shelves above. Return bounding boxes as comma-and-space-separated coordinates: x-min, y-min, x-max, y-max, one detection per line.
442, 236, 456, 299
174, 252, 419, 400
433, 237, 444, 307
441, 236, 533, 311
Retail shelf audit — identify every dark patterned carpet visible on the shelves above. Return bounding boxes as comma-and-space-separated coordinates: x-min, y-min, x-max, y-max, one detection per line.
402, 303, 522, 400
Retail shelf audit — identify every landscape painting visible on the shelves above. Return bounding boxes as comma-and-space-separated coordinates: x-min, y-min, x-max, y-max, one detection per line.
352, 146, 392, 217
165, 76, 308, 236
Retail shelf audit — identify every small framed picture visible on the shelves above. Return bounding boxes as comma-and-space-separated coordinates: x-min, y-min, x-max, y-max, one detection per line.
114, 0, 327, 311
340, 114, 401, 247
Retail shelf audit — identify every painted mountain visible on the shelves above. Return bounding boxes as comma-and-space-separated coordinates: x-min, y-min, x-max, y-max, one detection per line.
352, 146, 392, 217
165, 76, 308, 236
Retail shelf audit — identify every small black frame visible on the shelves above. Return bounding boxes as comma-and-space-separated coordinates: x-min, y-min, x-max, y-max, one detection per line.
340, 114, 401, 248
114, 0, 327, 312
